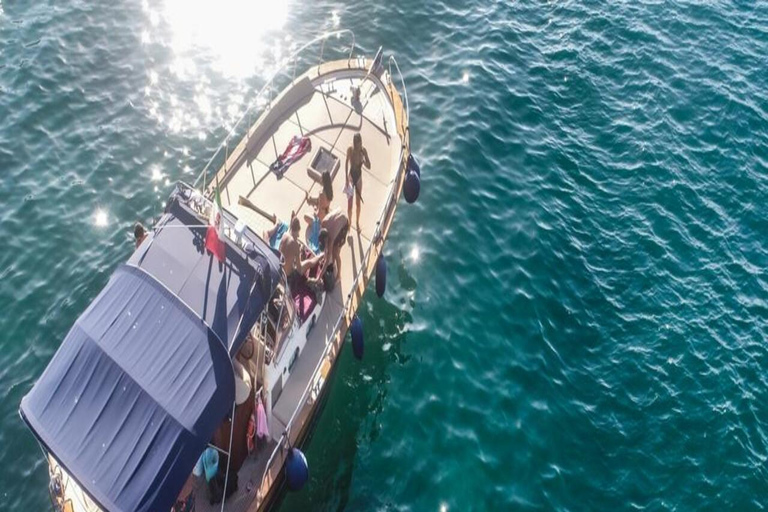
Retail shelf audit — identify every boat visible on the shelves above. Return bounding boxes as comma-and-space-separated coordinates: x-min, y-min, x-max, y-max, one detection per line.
19, 30, 421, 512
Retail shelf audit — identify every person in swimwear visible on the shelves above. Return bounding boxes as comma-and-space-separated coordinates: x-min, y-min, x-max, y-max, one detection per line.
322, 209, 349, 280
263, 213, 306, 276
306, 170, 334, 218
270, 214, 327, 290
304, 213, 347, 292
345, 133, 370, 230
304, 171, 334, 250
278, 216, 302, 277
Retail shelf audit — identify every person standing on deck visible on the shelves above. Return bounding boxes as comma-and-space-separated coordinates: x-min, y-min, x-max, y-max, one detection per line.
322, 209, 349, 281
345, 133, 370, 230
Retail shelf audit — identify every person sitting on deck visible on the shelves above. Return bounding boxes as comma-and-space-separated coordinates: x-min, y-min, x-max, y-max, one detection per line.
345, 132, 370, 230
299, 228, 330, 279
264, 210, 304, 255
274, 215, 302, 277
266, 214, 326, 286
304, 171, 334, 252
306, 170, 334, 217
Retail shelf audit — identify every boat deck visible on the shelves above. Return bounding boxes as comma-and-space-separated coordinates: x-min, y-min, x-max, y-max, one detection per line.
270, 296, 344, 435
194, 439, 276, 512
221, 65, 402, 418
220, 70, 401, 250
201, 60, 404, 511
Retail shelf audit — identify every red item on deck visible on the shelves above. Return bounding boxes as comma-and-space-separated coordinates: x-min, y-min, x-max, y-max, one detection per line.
270, 136, 311, 177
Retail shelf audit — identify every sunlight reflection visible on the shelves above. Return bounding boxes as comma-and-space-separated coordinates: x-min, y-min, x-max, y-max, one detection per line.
170, 57, 197, 80
410, 246, 420, 262
160, 0, 289, 78
139, 0, 297, 184
93, 209, 108, 227
140, 0, 292, 140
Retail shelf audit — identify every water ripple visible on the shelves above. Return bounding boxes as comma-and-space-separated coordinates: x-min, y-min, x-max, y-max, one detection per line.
2, 0, 768, 511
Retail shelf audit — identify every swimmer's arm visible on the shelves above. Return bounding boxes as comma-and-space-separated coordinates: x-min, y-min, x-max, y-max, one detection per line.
363, 148, 371, 169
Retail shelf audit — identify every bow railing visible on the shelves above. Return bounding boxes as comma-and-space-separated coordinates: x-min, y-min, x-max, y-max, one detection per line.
193, 29, 356, 190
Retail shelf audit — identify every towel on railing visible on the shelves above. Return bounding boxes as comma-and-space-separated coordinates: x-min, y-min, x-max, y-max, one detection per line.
270, 135, 311, 178
256, 396, 269, 439
193, 447, 219, 482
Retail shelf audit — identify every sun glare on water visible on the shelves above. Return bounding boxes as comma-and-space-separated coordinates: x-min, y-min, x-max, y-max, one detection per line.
93, 209, 108, 227
141, 0, 292, 141
151, 166, 164, 182
158, 0, 289, 78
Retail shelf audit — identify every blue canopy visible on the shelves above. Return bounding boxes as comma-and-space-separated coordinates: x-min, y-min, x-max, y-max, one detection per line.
129, 191, 281, 357
20, 184, 281, 512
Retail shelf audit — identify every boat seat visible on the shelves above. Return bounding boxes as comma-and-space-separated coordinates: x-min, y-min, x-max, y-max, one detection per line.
271, 298, 344, 429
292, 279, 318, 324
291, 247, 323, 324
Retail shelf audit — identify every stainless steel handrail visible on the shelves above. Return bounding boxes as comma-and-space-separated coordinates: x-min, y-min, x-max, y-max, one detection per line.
193, 29, 356, 189
388, 55, 410, 125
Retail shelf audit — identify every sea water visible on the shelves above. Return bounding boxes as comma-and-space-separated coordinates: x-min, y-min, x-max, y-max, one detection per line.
1, 1, 767, 511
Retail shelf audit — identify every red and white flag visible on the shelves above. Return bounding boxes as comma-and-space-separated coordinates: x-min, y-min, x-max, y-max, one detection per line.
205, 186, 226, 262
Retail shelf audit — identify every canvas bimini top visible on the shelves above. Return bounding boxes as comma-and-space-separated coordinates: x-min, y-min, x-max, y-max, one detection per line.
19, 183, 281, 512
128, 184, 281, 357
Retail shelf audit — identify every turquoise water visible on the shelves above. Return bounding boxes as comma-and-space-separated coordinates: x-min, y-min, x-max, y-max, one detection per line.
2, 1, 768, 510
